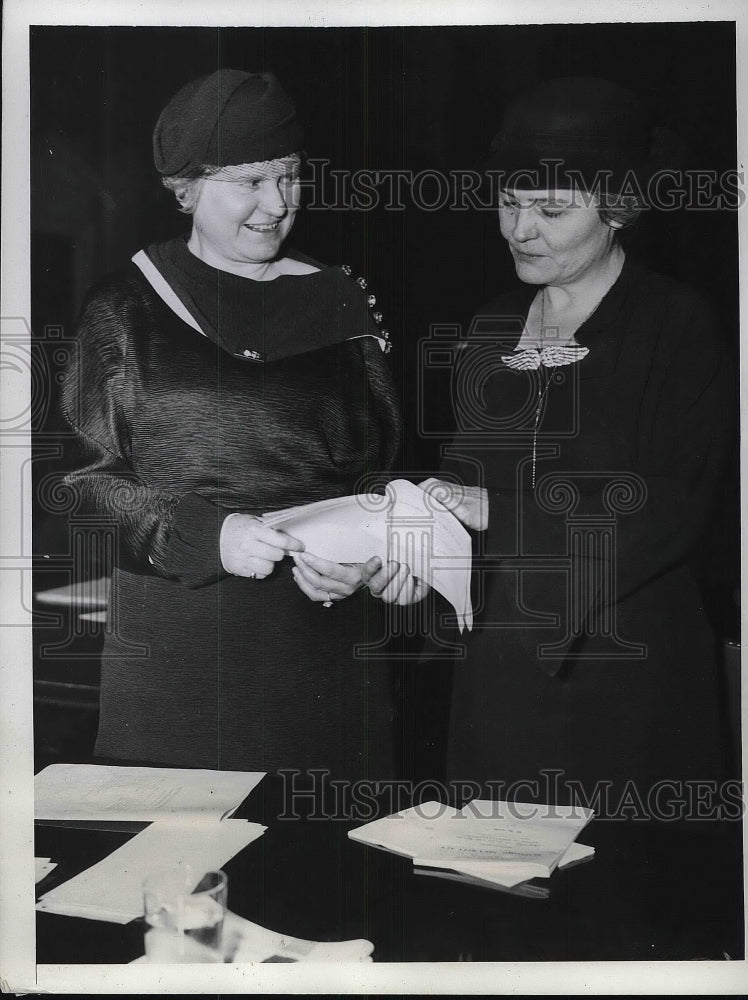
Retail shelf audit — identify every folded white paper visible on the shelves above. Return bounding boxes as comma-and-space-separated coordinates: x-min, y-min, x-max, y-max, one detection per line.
226, 910, 375, 963
36, 819, 266, 923
132, 910, 374, 964
264, 479, 473, 630
35, 764, 264, 822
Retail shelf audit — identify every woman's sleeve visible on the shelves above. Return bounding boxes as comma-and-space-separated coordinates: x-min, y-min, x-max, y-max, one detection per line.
340, 267, 403, 473
358, 336, 403, 473
604, 296, 732, 600
60, 282, 231, 588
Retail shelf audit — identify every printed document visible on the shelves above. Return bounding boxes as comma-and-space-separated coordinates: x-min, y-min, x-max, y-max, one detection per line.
34, 764, 264, 822
36, 819, 265, 923
349, 799, 594, 887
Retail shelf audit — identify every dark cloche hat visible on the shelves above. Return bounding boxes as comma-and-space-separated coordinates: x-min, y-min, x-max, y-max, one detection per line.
153, 69, 305, 176
487, 76, 652, 193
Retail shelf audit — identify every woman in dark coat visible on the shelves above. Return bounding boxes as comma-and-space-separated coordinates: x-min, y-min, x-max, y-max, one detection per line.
61, 69, 418, 779
427, 78, 734, 813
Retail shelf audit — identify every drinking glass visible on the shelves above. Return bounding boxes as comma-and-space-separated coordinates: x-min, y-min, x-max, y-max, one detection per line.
143, 867, 227, 963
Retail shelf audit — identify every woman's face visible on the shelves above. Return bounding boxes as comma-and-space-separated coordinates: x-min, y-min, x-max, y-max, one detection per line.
498, 188, 617, 286
189, 167, 301, 269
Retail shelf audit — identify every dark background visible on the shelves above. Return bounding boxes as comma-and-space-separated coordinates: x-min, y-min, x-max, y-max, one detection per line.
30, 22, 740, 765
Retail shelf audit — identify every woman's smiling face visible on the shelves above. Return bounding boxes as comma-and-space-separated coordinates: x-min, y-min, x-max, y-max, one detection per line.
188, 165, 301, 270
498, 188, 617, 286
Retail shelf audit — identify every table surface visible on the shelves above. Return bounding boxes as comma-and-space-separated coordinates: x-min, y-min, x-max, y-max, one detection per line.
35, 773, 745, 964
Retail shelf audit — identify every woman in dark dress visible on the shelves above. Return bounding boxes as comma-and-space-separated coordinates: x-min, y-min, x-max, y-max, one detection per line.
427, 78, 734, 812
61, 69, 417, 778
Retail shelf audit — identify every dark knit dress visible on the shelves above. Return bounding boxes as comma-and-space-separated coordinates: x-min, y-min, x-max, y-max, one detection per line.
61, 238, 402, 778
439, 258, 735, 809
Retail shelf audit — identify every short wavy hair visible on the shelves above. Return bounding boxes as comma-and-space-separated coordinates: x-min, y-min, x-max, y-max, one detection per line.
161, 172, 206, 215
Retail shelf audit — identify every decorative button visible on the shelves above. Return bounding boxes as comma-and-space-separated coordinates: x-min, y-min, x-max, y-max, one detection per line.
341, 264, 352, 275
381, 329, 390, 340
383, 341, 392, 354
372, 311, 383, 323
356, 277, 367, 289
367, 294, 376, 307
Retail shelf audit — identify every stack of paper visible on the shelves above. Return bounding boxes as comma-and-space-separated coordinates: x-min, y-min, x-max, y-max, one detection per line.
35, 764, 267, 923
35, 763, 264, 822
348, 799, 595, 895
263, 478, 473, 631
36, 819, 266, 923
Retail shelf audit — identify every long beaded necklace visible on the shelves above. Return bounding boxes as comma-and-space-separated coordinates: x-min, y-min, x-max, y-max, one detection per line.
531, 288, 554, 490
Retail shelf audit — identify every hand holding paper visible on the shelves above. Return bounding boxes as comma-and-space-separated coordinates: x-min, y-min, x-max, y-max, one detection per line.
362, 556, 431, 606
419, 478, 489, 532
220, 512, 304, 580
264, 479, 473, 630
290, 550, 373, 604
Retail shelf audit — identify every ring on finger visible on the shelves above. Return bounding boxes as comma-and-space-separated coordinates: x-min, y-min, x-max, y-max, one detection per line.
322, 591, 334, 609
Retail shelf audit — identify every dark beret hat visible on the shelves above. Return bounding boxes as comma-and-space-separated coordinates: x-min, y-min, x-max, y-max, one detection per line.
153, 69, 305, 176
486, 76, 652, 193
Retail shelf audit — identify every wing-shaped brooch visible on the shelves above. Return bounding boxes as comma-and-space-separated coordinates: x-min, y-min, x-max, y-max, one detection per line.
501, 345, 590, 369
